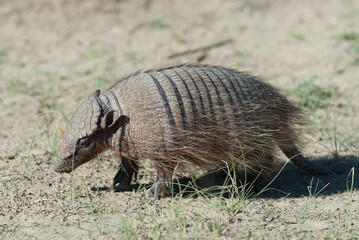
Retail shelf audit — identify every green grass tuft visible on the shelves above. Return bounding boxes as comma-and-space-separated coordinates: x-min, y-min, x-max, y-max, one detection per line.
292, 76, 338, 113
0, 49, 7, 64
289, 32, 305, 41
200, 12, 216, 22
146, 18, 169, 28
234, 51, 247, 68
339, 32, 359, 41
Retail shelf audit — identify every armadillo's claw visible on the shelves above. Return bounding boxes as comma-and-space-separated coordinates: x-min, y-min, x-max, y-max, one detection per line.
146, 177, 172, 199
110, 169, 133, 192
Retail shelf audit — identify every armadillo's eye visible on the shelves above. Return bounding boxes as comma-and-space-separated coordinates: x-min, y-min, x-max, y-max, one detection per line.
78, 138, 88, 147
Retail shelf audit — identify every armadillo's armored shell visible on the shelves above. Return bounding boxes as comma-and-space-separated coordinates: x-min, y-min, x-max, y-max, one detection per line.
58, 92, 102, 160
99, 65, 305, 177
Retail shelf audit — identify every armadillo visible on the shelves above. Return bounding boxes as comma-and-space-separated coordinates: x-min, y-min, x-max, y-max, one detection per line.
54, 64, 330, 197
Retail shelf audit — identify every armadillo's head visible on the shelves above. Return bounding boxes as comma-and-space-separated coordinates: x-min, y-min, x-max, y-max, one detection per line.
54, 90, 120, 173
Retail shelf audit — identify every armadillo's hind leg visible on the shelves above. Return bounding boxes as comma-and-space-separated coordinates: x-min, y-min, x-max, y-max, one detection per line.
245, 152, 275, 193
146, 177, 172, 198
146, 165, 173, 199
111, 157, 138, 192
281, 142, 336, 175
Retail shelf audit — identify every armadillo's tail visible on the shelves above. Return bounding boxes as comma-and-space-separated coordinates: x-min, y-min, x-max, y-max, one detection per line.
280, 142, 337, 175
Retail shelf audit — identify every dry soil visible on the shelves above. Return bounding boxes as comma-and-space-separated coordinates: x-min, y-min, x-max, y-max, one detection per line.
1, 0, 359, 239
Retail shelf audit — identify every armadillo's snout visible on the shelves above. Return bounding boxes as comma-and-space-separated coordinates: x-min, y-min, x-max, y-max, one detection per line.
53, 158, 73, 173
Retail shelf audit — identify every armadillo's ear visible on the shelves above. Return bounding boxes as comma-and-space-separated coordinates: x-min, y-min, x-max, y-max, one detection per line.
92, 89, 100, 98
100, 110, 119, 129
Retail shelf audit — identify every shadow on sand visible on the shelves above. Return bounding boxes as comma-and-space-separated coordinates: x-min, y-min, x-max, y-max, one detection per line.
96, 156, 359, 199
258, 156, 359, 199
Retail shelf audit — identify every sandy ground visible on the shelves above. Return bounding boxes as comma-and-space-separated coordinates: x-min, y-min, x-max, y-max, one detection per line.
1, 0, 359, 239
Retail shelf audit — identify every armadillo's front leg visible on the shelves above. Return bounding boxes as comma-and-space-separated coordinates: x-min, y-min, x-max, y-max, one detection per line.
111, 157, 138, 192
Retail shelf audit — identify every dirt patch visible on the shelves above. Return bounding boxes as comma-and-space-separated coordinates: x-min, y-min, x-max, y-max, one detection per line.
1, 0, 358, 239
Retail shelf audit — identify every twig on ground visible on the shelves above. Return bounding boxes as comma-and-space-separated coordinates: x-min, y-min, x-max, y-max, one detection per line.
168, 38, 233, 59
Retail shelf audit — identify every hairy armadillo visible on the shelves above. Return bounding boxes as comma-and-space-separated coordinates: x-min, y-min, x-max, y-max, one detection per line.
54, 64, 330, 197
